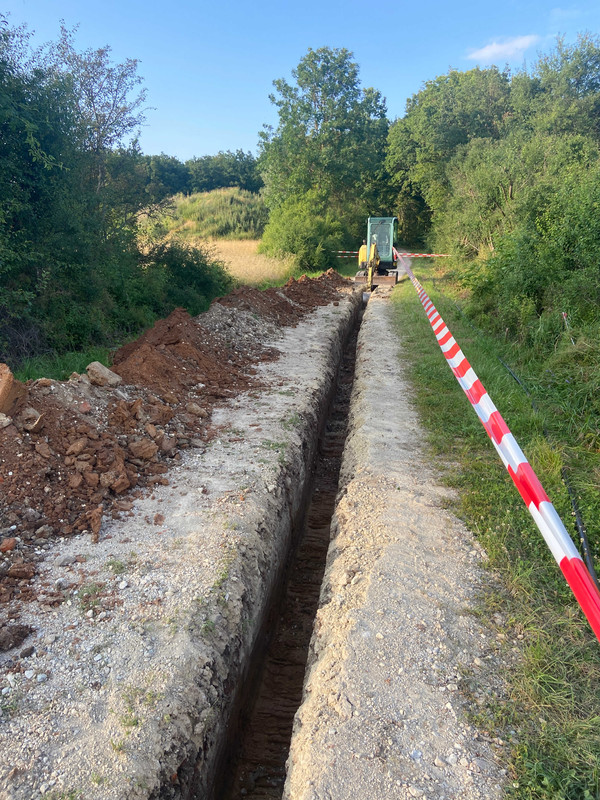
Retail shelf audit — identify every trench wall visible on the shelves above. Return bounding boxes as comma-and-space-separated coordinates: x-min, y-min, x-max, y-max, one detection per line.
282, 293, 506, 800
164, 287, 364, 799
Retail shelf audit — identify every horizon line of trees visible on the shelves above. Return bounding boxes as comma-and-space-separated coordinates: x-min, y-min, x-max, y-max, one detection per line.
256, 36, 600, 358
3, 13, 600, 369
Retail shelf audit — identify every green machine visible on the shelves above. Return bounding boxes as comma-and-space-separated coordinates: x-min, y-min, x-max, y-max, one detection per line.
355, 216, 399, 288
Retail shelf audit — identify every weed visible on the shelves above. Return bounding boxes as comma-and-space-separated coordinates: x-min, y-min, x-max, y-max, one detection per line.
110, 738, 126, 754
120, 712, 139, 728
14, 347, 111, 383
105, 558, 126, 575
201, 619, 216, 635
282, 411, 301, 430
78, 582, 104, 613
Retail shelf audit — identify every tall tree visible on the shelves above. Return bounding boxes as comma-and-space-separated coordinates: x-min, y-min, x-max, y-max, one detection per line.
259, 47, 389, 264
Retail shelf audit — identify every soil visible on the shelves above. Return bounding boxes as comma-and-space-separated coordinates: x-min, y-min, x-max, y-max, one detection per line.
0, 271, 350, 626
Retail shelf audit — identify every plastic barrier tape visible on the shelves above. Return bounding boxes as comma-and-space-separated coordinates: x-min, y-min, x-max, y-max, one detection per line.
401, 258, 600, 643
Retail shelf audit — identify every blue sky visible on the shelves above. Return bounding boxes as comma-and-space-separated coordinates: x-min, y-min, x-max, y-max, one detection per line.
3, 0, 600, 161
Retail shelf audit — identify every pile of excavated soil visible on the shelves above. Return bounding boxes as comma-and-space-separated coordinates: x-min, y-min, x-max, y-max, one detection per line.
0, 271, 351, 636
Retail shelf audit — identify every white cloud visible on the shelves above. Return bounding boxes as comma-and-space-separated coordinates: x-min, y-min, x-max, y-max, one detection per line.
467, 35, 541, 63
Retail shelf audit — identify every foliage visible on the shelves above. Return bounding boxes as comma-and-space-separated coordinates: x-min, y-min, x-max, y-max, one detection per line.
0, 18, 232, 368
259, 191, 344, 271
387, 33, 600, 358
259, 47, 391, 264
145, 187, 268, 241
186, 149, 262, 194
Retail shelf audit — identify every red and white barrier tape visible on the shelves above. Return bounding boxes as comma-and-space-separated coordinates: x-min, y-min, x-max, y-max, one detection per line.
398, 252, 450, 258
402, 259, 600, 642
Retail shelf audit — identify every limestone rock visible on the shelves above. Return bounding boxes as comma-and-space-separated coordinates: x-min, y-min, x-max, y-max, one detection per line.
0, 363, 27, 416
86, 361, 122, 388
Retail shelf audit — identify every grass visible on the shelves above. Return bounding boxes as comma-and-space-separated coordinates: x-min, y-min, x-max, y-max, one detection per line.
13, 346, 111, 382
143, 187, 268, 241
389, 264, 600, 799
205, 238, 294, 287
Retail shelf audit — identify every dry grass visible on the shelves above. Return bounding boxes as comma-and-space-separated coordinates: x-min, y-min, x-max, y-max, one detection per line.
203, 239, 294, 286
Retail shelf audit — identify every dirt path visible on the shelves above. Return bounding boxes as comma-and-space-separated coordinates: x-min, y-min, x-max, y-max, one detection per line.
283, 291, 507, 800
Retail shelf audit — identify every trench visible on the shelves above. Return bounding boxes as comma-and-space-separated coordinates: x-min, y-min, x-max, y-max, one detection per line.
214, 312, 361, 800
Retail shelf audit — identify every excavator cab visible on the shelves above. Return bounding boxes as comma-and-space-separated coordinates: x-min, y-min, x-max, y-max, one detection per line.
354, 216, 399, 289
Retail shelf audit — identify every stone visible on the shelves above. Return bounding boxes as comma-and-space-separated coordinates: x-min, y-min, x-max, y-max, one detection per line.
86, 361, 122, 388
34, 441, 53, 459
185, 402, 208, 418
0, 413, 12, 429
111, 473, 131, 494
7, 563, 35, 579
153, 513, 165, 526
0, 624, 34, 652
55, 554, 75, 567
0, 363, 27, 416
20, 407, 44, 432
159, 435, 177, 454
129, 439, 159, 460
66, 437, 88, 456
0, 538, 17, 553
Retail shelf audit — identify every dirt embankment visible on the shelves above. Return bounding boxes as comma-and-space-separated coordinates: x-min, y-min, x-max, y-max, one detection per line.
0, 271, 348, 631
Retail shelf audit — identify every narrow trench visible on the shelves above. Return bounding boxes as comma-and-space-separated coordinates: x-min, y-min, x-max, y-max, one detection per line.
217, 315, 361, 800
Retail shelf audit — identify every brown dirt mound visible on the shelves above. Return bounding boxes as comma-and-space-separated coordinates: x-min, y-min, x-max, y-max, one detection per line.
0, 272, 352, 615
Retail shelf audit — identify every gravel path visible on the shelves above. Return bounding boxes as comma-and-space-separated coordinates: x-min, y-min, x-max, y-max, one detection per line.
283, 290, 507, 800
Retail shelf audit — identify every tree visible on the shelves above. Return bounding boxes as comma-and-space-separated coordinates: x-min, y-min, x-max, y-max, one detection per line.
43, 24, 147, 191
387, 67, 511, 219
186, 149, 262, 194
259, 47, 389, 263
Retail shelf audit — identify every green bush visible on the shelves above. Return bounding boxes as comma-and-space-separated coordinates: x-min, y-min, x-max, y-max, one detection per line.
259, 193, 344, 272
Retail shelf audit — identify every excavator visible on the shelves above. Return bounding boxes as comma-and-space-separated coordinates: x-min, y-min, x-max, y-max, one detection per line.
353, 216, 399, 289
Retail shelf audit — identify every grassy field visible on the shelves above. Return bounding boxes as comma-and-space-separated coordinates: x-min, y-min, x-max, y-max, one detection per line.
389, 263, 600, 800
205, 238, 294, 287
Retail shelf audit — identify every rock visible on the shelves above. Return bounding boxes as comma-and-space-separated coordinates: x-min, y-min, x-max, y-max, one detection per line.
19, 646, 35, 658
83, 471, 100, 488
7, 563, 35, 579
66, 437, 89, 456
20, 407, 44, 432
0, 538, 17, 553
0, 624, 34, 652
111, 473, 131, 494
153, 513, 165, 526
88, 506, 103, 542
86, 361, 122, 388
0, 363, 27, 416
159, 435, 177, 454
79, 401, 92, 414
55, 554, 75, 567
36, 674, 48, 683
68, 473, 84, 490
34, 441, 53, 459
185, 402, 208, 418
0, 413, 12, 429
129, 438, 159, 460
